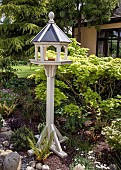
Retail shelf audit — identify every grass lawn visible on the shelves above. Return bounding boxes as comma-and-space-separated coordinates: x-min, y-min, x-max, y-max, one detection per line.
13, 65, 41, 78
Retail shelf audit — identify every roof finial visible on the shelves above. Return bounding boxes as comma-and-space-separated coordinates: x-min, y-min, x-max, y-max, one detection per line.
48, 11, 54, 23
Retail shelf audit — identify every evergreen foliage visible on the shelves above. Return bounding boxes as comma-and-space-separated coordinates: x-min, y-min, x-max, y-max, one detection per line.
0, 0, 48, 59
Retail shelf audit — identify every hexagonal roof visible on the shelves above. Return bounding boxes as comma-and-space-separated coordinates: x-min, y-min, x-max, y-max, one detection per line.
32, 12, 71, 43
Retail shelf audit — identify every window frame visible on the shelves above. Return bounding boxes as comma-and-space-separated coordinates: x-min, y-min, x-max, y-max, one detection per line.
96, 28, 121, 58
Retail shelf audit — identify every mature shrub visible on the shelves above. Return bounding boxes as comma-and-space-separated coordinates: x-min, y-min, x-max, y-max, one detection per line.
102, 119, 121, 150
30, 38, 121, 132
0, 56, 17, 86
11, 126, 35, 151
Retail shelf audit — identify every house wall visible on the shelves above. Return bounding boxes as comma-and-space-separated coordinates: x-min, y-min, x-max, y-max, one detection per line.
74, 22, 121, 56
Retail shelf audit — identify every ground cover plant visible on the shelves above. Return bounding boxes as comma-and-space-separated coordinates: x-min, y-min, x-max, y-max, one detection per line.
0, 38, 121, 169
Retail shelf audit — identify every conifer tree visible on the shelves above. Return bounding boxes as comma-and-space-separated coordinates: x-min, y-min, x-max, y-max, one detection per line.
0, 0, 48, 60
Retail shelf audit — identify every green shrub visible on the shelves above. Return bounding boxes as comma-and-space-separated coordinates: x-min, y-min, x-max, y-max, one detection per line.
0, 89, 17, 106
30, 38, 121, 132
68, 38, 89, 57
11, 126, 35, 151
64, 104, 89, 132
0, 56, 16, 86
102, 119, 121, 150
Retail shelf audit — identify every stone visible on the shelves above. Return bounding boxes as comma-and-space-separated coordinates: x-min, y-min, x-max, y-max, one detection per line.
36, 162, 42, 170
84, 120, 93, 127
3, 141, 9, 147
9, 144, 14, 149
0, 137, 5, 143
28, 160, 36, 168
0, 144, 3, 149
3, 152, 21, 170
42, 165, 50, 170
26, 166, 35, 170
0, 162, 3, 170
0, 149, 12, 161
109, 164, 117, 170
0, 130, 13, 140
27, 149, 34, 157
0, 127, 9, 132
74, 164, 85, 170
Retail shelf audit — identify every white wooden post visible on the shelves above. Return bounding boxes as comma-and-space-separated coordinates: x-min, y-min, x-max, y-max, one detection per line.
56, 45, 61, 61
64, 45, 68, 60
36, 65, 68, 158
43, 46, 47, 61
45, 65, 56, 138
35, 46, 38, 61
40, 45, 44, 62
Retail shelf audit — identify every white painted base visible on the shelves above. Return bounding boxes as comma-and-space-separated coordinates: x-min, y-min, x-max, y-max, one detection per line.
51, 145, 68, 158
37, 124, 68, 158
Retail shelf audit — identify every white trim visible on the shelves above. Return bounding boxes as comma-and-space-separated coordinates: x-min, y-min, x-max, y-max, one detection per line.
53, 24, 62, 41
38, 24, 50, 41
31, 24, 49, 42
55, 24, 72, 43
33, 42, 69, 45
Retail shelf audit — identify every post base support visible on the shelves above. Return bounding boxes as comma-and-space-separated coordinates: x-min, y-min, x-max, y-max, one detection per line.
51, 145, 67, 158
36, 124, 68, 158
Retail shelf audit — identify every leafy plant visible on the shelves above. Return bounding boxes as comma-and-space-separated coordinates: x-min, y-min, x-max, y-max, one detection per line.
70, 155, 95, 170
0, 101, 16, 117
28, 129, 53, 161
102, 119, 121, 150
11, 126, 35, 151
109, 151, 121, 170
64, 104, 89, 132
68, 38, 89, 57
0, 89, 17, 106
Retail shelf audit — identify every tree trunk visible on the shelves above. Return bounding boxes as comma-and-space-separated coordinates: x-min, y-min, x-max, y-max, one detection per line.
72, 26, 74, 38
77, 18, 81, 43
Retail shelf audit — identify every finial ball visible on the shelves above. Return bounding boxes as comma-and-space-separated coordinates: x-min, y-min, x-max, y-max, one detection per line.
48, 12, 54, 20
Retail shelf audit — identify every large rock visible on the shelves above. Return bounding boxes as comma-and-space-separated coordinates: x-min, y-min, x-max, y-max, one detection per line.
0, 149, 12, 163
0, 130, 13, 140
3, 152, 21, 170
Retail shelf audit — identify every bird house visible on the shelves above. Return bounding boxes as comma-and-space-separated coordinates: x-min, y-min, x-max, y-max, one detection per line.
30, 12, 72, 65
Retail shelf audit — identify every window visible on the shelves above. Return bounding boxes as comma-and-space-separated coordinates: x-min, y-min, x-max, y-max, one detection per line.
97, 28, 121, 58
